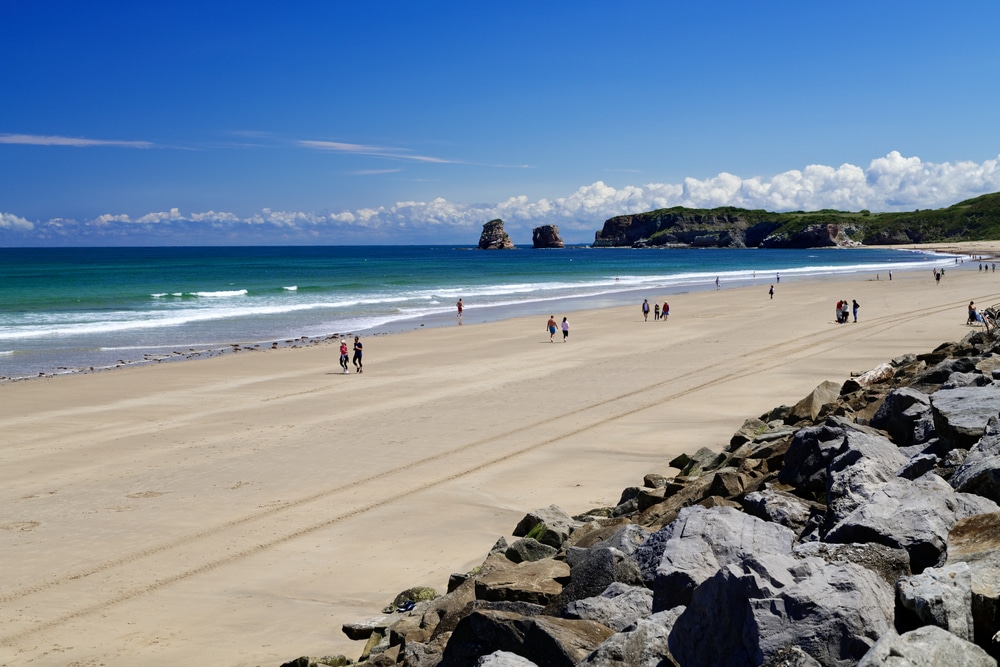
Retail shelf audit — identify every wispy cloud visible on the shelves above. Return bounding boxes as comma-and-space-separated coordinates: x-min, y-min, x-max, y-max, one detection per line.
350, 168, 404, 176
0, 133, 154, 148
297, 139, 457, 163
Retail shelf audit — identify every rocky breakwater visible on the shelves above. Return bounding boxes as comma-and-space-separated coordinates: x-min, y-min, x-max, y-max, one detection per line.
281, 330, 1000, 667
532, 225, 565, 249
479, 219, 516, 250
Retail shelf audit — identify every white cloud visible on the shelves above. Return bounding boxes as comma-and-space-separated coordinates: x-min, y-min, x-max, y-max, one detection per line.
0, 212, 34, 230
0, 133, 153, 148
298, 139, 456, 164
6, 151, 1000, 243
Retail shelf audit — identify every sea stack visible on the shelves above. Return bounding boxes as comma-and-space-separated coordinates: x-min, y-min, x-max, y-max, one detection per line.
532, 224, 565, 248
478, 219, 515, 249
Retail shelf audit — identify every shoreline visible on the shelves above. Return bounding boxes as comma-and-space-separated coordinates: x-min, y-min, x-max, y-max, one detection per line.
3, 243, 1000, 666
0, 244, 974, 384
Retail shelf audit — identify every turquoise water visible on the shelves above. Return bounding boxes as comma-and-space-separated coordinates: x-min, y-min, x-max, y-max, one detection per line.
0, 245, 952, 380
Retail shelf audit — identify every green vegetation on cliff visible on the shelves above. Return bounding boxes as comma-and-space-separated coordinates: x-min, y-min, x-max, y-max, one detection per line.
594, 192, 1000, 248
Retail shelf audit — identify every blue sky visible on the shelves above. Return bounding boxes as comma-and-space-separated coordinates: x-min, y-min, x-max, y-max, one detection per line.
2, 1, 999, 246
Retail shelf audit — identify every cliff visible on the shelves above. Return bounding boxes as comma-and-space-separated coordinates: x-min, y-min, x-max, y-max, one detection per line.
478, 219, 515, 250
532, 224, 565, 248
592, 191, 1000, 248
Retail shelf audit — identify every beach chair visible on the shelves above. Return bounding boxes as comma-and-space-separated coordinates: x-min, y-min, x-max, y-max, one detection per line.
982, 304, 1000, 335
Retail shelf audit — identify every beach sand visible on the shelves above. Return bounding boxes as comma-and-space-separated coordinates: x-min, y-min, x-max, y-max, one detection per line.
3, 244, 1000, 666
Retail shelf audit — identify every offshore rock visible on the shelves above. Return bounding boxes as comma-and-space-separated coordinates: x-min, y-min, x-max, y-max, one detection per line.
479, 219, 516, 250
532, 225, 565, 248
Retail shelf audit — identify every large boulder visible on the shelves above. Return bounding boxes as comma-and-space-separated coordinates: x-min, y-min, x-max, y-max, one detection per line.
896, 560, 975, 640
857, 625, 997, 666
870, 386, 935, 446
947, 512, 1000, 659
512, 505, 581, 549
440, 610, 615, 667
778, 422, 848, 492
474, 558, 571, 605
562, 582, 653, 632
668, 552, 893, 667
531, 225, 565, 248
951, 430, 1000, 503
579, 615, 677, 666
930, 384, 1000, 449
790, 380, 844, 423
479, 219, 516, 250
645, 506, 795, 611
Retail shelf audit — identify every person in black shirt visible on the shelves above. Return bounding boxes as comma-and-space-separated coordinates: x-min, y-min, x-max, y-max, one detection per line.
353, 336, 364, 373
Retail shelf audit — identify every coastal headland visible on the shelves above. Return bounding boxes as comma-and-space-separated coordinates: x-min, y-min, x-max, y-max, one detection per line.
3, 243, 1000, 666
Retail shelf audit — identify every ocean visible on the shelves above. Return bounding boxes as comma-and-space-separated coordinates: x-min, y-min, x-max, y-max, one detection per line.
0, 245, 954, 381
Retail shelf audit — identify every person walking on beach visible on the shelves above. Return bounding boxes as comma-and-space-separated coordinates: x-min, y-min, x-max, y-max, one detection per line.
654, 303, 660, 320
561, 317, 569, 342
339, 338, 350, 374
352, 336, 364, 373
642, 299, 650, 321
662, 301, 669, 321
547, 315, 558, 342
456, 298, 463, 324
769, 285, 774, 299
852, 299, 860, 323
715, 276, 720, 290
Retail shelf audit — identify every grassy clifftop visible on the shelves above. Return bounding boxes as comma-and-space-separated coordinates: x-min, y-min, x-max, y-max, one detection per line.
592, 192, 1000, 248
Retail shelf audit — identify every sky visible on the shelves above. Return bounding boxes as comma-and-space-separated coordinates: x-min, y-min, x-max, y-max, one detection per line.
2, 1, 1000, 247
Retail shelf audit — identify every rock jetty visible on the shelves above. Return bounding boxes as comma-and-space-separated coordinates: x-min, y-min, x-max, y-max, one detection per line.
282, 330, 1000, 667
532, 225, 565, 249
479, 219, 515, 250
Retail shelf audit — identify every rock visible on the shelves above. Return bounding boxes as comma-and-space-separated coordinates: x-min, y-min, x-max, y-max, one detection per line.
778, 422, 848, 492
669, 553, 893, 667
947, 513, 1000, 659
479, 219, 516, 250
555, 547, 643, 610
531, 225, 565, 248
951, 432, 1000, 503
790, 380, 844, 423
579, 616, 674, 666
824, 428, 909, 521
825, 472, 999, 573
729, 417, 769, 449
668, 446, 727, 476
440, 610, 616, 667
563, 582, 654, 632
896, 561, 975, 640
505, 538, 558, 563
476, 651, 540, 666
857, 625, 997, 666
342, 615, 389, 640
870, 386, 935, 446
913, 356, 980, 386
793, 541, 911, 587
931, 384, 1000, 449
474, 558, 571, 605
897, 452, 940, 480
512, 504, 581, 548
645, 505, 795, 610
855, 362, 895, 386
743, 488, 824, 537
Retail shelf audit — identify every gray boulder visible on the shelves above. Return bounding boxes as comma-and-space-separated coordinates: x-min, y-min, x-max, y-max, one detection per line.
649, 505, 795, 611
857, 625, 997, 666
824, 428, 909, 520
778, 422, 848, 492
931, 384, 1000, 449
896, 561, 974, 640
505, 538, 558, 563
790, 380, 844, 423
440, 610, 616, 667
914, 356, 980, 386
742, 488, 824, 537
476, 651, 540, 667
951, 432, 1000, 503
512, 504, 581, 549
563, 582, 653, 632
557, 547, 643, 608
580, 616, 673, 666
870, 386, 935, 446
668, 552, 893, 667
793, 541, 911, 587
825, 473, 999, 572
947, 512, 1000, 660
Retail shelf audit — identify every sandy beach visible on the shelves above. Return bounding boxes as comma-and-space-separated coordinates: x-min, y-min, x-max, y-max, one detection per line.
3, 244, 1000, 666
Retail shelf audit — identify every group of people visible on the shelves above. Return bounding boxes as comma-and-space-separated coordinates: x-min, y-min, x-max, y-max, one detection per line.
835, 299, 860, 324
338, 336, 363, 374
641, 298, 670, 321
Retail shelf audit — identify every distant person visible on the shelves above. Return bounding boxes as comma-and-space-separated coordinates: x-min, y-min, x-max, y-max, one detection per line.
352, 336, 364, 373
889, 271, 892, 280
456, 298, 463, 323
836, 300, 844, 323
852, 299, 860, 323
769, 285, 774, 299
547, 315, 558, 342
841, 299, 850, 324
642, 299, 650, 321
654, 303, 660, 320
715, 276, 720, 290
662, 302, 669, 321
969, 301, 981, 325
561, 317, 569, 342
339, 338, 349, 374
776, 272, 780, 283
